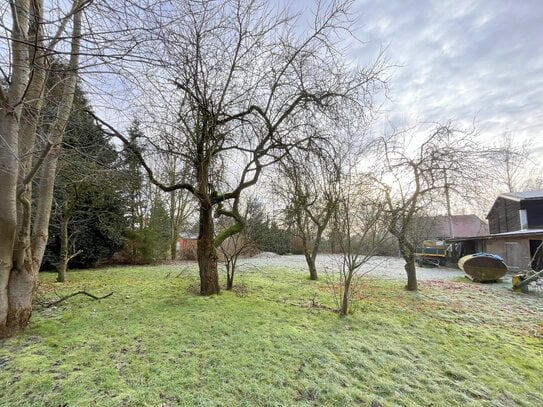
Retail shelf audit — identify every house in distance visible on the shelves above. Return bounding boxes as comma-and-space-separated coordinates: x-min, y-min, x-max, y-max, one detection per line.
449, 191, 543, 271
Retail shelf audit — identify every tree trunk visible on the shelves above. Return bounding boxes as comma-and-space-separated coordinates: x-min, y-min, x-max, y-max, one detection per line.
340, 272, 352, 317
394, 231, 418, 292
1, 4, 82, 338
57, 212, 69, 283
302, 223, 326, 281
170, 233, 177, 260
404, 255, 418, 291
169, 189, 177, 260
0, 0, 41, 338
0, 113, 20, 337
303, 245, 318, 280
31, 5, 81, 269
6, 264, 34, 336
197, 204, 220, 295
226, 262, 234, 290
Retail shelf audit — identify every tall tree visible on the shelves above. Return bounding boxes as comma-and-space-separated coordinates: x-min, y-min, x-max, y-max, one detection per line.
0, 0, 87, 337
142, 193, 171, 261
119, 120, 157, 263
122, 120, 148, 234
491, 132, 531, 193
161, 154, 194, 260
92, 0, 387, 295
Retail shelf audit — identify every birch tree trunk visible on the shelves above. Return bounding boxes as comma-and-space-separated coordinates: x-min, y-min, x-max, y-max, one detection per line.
32, 7, 81, 267
0, 1, 83, 337
0, 0, 32, 338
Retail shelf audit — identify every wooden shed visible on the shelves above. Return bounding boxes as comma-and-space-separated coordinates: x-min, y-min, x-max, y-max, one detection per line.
448, 191, 543, 271
487, 191, 543, 234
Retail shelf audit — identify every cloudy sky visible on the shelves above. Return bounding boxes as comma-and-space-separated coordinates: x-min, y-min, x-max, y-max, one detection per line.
346, 0, 543, 153
83, 0, 542, 158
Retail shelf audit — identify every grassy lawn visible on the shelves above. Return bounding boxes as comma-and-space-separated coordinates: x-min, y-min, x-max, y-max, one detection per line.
1, 264, 541, 406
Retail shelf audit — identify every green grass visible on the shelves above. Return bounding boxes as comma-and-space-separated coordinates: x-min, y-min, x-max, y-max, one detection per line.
1, 265, 541, 406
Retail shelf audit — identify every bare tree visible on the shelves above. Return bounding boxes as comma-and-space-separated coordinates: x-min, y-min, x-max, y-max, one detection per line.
329, 176, 388, 316
92, 0, 388, 295
275, 147, 340, 280
490, 132, 531, 193
55, 188, 83, 283
523, 173, 543, 191
218, 197, 258, 290
0, 0, 87, 337
220, 233, 256, 290
379, 124, 483, 291
162, 155, 195, 260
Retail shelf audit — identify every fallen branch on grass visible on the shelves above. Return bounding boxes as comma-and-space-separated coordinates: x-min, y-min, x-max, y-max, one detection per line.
43, 290, 114, 308
287, 298, 336, 312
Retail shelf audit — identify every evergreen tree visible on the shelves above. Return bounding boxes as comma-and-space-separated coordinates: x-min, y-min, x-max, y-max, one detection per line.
245, 202, 289, 255
43, 84, 127, 276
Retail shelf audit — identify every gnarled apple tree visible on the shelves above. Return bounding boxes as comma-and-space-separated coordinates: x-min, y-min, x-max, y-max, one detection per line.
93, 0, 388, 295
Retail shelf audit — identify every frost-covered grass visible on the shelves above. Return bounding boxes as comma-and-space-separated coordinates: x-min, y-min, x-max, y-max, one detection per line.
0, 265, 541, 406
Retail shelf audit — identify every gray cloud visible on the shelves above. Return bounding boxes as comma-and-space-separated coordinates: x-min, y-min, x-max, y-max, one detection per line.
351, 0, 543, 152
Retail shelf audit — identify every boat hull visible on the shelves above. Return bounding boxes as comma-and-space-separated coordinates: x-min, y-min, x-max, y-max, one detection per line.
458, 254, 508, 282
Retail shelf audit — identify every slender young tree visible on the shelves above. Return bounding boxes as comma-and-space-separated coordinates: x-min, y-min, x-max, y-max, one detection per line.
218, 197, 258, 290
331, 181, 388, 317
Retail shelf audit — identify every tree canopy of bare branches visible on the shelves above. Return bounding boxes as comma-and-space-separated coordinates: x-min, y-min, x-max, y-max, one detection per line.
379, 123, 484, 291
275, 145, 341, 280
330, 174, 389, 316
93, 0, 388, 295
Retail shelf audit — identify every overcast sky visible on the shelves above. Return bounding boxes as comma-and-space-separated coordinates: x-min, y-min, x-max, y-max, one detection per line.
347, 0, 543, 153
85, 0, 543, 158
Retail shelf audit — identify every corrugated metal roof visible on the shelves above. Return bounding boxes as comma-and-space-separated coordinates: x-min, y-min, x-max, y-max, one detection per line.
490, 228, 543, 236
500, 190, 543, 201
448, 229, 543, 242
